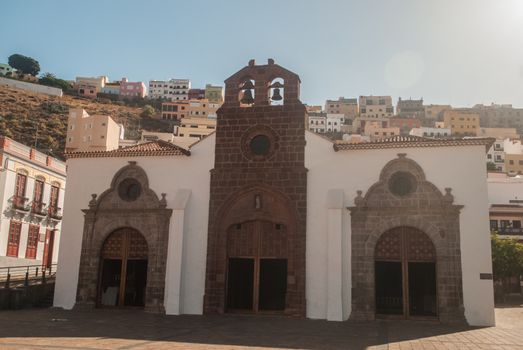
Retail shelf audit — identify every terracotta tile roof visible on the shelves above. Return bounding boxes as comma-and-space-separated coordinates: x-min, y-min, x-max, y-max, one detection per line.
65, 140, 190, 159
333, 135, 495, 152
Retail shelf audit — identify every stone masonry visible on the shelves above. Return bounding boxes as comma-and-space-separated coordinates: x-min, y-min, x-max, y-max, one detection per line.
204, 59, 307, 316
75, 162, 172, 313
349, 154, 466, 323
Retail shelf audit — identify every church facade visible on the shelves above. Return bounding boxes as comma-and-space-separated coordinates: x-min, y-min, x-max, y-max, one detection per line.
54, 60, 495, 326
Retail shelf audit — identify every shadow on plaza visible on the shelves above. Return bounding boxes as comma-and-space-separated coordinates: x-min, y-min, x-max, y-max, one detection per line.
0, 308, 482, 350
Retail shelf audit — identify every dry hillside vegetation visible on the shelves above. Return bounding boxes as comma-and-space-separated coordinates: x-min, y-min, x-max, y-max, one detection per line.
0, 85, 169, 158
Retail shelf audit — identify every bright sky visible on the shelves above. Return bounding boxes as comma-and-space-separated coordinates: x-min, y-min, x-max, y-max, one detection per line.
1, 0, 522, 107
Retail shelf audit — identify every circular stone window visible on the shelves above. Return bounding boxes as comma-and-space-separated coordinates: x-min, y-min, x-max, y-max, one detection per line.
249, 135, 271, 156
118, 178, 142, 201
388, 171, 417, 197
240, 125, 279, 161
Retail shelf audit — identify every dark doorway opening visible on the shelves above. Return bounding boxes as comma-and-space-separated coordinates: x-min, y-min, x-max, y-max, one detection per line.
98, 228, 148, 308
374, 227, 437, 319
225, 220, 289, 314
226, 258, 254, 310
375, 261, 403, 315
259, 259, 287, 311
100, 259, 122, 306
408, 262, 437, 316
124, 259, 148, 307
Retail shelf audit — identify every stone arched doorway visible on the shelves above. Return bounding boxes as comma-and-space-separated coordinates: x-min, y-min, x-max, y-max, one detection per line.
349, 154, 465, 323
204, 186, 303, 316
98, 228, 148, 308
226, 220, 288, 313
375, 227, 437, 319
76, 162, 172, 313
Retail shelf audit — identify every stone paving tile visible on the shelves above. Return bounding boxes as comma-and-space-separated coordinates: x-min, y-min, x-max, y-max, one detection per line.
0, 308, 523, 350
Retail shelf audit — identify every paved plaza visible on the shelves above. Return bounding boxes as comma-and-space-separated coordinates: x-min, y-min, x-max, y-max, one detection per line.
0, 307, 522, 350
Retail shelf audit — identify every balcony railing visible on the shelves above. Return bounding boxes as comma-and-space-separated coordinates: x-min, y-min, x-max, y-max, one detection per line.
497, 228, 523, 235
31, 200, 46, 216
48, 206, 63, 220
11, 196, 30, 211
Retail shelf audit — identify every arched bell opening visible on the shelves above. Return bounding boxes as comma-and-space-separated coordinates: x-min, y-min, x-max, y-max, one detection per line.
268, 77, 284, 106
225, 220, 288, 313
239, 78, 255, 107
374, 226, 437, 319
98, 227, 148, 308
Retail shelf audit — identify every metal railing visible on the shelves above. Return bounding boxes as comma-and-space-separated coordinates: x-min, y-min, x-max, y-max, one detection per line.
47, 206, 63, 220
11, 195, 30, 211
0, 264, 57, 289
31, 200, 47, 216
498, 228, 523, 235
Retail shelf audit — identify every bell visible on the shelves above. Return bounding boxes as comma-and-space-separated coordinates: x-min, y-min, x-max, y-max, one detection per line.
271, 88, 283, 101
240, 80, 255, 90
240, 89, 254, 104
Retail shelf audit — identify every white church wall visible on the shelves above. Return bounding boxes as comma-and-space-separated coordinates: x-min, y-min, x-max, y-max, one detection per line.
54, 134, 215, 313
305, 131, 494, 326
175, 134, 214, 314
55, 129, 494, 325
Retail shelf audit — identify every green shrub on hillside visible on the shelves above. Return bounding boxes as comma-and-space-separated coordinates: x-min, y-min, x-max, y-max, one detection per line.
39, 73, 72, 91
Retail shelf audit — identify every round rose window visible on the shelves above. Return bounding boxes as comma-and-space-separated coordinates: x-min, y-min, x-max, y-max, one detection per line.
388, 171, 417, 197
249, 135, 271, 156
118, 178, 142, 201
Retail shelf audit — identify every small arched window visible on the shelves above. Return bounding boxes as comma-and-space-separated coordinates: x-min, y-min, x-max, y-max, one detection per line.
268, 77, 284, 106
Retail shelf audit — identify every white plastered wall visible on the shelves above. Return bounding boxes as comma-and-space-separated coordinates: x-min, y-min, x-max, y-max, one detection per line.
54, 129, 494, 326
305, 131, 495, 326
53, 134, 215, 314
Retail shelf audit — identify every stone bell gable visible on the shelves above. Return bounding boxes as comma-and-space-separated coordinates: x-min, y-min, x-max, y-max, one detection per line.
222, 58, 301, 107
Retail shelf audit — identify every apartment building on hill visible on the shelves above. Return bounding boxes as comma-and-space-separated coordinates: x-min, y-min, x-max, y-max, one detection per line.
160, 99, 221, 121
148, 78, 191, 101
443, 109, 480, 136
325, 97, 358, 119
359, 95, 394, 118
65, 109, 121, 152
396, 98, 424, 118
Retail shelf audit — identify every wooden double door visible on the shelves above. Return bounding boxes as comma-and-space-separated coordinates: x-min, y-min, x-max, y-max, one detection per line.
226, 220, 288, 313
374, 227, 438, 319
98, 228, 148, 308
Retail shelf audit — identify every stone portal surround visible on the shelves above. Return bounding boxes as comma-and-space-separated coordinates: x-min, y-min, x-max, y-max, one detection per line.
349, 154, 466, 323
75, 162, 172, 313
204, 61, 307, 316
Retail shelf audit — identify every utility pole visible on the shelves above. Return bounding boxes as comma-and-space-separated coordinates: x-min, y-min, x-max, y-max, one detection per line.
34, 124, 39, 149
